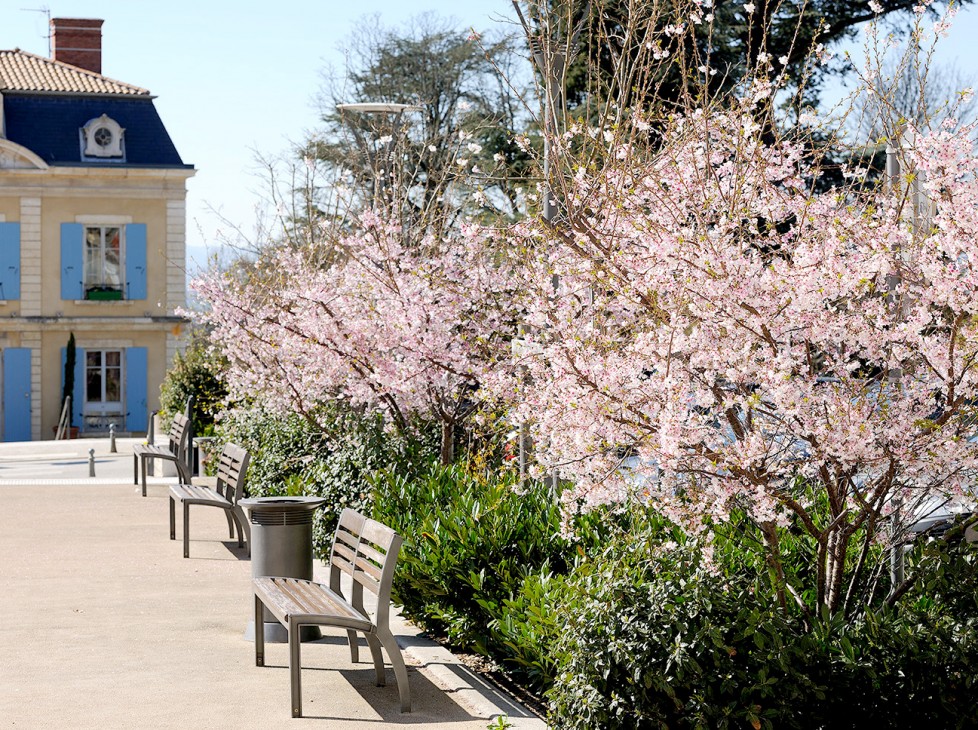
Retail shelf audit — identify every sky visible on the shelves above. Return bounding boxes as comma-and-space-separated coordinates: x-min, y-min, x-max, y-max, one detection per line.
0, 0, 515, 272
2, 0, 978, 275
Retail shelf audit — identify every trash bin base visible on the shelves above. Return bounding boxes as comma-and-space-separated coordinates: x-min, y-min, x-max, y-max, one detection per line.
244, 620, 322, 644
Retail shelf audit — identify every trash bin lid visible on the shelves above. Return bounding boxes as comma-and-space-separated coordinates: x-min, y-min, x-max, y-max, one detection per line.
239, 496, 327, 514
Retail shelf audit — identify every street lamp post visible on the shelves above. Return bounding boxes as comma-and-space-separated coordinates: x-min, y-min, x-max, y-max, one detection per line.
511, 2, 590, 487
884, 126, 932, 595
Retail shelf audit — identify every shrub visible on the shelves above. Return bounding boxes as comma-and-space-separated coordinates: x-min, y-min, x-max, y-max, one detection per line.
546, 517, 978, 730
371, 463, 605, 689
159, 331, 228, 434
217, 404, 435, 555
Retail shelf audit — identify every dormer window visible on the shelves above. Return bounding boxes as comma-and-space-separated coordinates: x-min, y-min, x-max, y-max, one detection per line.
80, 115, 125, 160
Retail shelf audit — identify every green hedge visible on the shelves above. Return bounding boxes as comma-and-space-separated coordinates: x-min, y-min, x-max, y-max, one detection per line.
371, 464, 605, 689
217, 405, 435, 556
546, 519, 978, 729
372, 461, 978, 727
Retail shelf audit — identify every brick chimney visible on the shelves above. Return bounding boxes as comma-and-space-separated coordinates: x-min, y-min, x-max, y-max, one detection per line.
49, 18, 104, 74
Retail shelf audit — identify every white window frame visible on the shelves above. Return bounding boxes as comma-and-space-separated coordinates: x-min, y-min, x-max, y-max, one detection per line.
75, 215, 130, 301
83, 348, 125, 430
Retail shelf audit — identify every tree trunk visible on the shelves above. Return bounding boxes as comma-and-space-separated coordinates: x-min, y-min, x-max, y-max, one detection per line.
440, 420, 455, 465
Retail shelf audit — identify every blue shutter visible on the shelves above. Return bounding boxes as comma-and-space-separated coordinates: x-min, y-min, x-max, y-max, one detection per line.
0, 223, 21, 300
125, 223, 147, 300
3, 348, 31, 441
126, 347, 148, 432
61, 223, 84, 300
61, 346, 85, 427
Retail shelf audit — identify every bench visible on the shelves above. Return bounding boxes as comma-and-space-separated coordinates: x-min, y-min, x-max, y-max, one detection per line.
132, 413, 191, 497
253, 508, 411, 716
169, 443, 250, 559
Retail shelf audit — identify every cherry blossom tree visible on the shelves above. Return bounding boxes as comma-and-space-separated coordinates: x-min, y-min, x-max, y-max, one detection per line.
478, 1, 978, 616
190, 0, 978, 617
191, 212, 510, 465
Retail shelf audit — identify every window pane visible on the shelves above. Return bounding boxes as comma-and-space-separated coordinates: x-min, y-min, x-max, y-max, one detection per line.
105, 351, 121, 367
86, 367, 102, 402
105, 367, 121, 402
85, 228, 102, 287
104, 228, 121, 287
86, 351, 102, 367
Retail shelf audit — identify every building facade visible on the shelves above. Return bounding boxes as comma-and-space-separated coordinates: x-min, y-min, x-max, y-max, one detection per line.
0, 18, 193, 440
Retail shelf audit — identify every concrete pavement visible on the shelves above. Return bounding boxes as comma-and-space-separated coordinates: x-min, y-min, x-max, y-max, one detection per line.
0, 438, 546, 729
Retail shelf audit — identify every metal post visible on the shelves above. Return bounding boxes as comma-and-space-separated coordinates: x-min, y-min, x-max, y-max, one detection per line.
147, 410, 158, 476
512, 2, 588, 486
108, 423, 117, 453
518, 423, 527, 483
885, 139, 905, 594
88, 449, 96, 478
890, 499, 904, 589
185, 396, 195, 476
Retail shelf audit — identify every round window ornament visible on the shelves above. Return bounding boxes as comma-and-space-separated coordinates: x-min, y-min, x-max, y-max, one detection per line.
81, 115, 125, 159
93, 126, 114, 148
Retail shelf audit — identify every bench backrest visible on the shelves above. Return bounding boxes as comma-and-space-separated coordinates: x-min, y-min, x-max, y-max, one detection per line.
215, 443, 250, 504
328, 508, 402, 626
166, 413, 192, 459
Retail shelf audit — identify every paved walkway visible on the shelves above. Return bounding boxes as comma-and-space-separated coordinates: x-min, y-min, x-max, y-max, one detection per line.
0, 438, 546, 729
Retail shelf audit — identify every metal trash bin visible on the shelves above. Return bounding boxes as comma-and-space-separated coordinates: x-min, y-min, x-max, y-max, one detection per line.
240, 496, 326, 642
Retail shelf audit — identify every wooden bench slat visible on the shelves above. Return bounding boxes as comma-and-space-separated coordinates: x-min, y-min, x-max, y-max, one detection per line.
332, 559, 356, 579
352, 569, 382, 595
354, 555, 384, 583
332, 541, 356, 562
357, 540, 387, 567
359, 520, 396, 552
254, 577, 371, 631
169, 485, 231, 507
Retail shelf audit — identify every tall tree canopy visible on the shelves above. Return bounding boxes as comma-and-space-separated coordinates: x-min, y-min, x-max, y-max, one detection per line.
308, 13, 534, 236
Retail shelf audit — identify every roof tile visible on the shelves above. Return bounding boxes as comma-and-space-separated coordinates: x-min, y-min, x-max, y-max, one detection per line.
0, 49, 149, 96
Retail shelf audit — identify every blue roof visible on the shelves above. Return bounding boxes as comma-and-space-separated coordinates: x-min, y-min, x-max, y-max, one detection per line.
3, 94, 191, 168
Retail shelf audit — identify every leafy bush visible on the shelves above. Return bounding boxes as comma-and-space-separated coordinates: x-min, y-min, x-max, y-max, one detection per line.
371, 464, 606, 689
547, 524, 814, 729
159, 331, 228, 434
547, 518, 978, 730
217, 404, 435, 555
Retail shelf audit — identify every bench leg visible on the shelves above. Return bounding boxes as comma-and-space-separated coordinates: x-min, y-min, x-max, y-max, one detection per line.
289, 618, 303, 718
224, 510, 236, 540
133, 453, 138, 485
365, 633, 385, 686
141, 456, 148, 497
183, 502, 191, 558
347, 630, 360, 664
254, 593, 265, 667
234, 507, 251, 557
377, 627, 411, 712
169, 496, 176, 540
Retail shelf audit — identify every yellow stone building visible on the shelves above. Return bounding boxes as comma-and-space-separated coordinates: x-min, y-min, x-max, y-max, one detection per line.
0, 18, 193, 440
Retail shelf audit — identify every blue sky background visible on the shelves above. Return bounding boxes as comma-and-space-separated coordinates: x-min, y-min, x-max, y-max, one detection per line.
2, 1, 977, 272
0, 0, 511, 270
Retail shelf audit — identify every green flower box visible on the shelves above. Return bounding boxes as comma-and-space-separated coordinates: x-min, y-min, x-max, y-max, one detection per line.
86, 288, 123, 301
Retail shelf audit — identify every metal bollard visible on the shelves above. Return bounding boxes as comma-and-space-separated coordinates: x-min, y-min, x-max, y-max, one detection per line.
109, 424, 117, 453
147, 410, 159, 476
88, 449, 96, 478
